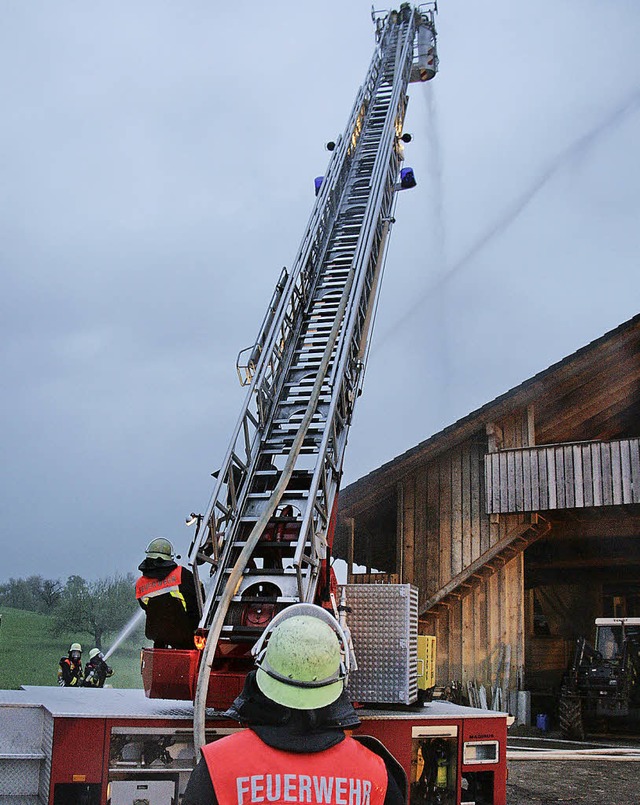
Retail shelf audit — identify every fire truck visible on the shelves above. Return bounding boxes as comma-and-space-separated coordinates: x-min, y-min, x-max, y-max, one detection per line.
0, 6, 510, 804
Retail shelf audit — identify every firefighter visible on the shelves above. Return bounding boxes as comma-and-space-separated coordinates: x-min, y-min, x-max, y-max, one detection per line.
136, 538, 201, 650
58, 643, 83, 687
182, 604, 406, 805
83, 648, 114, 688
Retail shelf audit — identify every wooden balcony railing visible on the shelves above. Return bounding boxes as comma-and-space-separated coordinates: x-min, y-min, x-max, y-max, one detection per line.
485, 437, 640, 514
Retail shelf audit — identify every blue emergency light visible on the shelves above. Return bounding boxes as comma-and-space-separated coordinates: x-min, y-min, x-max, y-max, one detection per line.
400, 167, 417, 189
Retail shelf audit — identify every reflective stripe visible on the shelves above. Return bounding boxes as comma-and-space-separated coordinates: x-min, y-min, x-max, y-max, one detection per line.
143, 584, 180, 599
139, 588, 187, 611
135, 566, 184, 605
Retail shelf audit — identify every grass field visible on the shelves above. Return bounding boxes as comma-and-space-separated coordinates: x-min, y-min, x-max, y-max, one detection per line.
0, 606, 151, 690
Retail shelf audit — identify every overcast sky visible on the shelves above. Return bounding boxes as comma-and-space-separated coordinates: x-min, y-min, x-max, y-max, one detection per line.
2, 1, 639, 583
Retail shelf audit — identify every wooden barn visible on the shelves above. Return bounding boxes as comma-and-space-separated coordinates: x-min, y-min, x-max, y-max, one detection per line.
334, 314, 640, 709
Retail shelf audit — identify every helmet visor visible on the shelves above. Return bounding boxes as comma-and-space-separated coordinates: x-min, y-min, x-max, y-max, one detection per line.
256, 666, 344, 710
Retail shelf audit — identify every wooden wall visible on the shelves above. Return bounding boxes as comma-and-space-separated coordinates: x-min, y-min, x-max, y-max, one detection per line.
420, 555, 525, 687
397, 437, 488, 602
392, 408, 533, 689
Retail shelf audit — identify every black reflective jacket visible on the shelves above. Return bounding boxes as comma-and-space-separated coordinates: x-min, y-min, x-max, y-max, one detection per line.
136, 557, 200, 649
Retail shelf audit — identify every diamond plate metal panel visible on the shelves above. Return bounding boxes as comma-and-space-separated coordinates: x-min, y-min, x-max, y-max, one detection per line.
341, 584, 418, 705
39, 710, 53, 804
0, 759, 40, 796
0, 705, 44, 755
0, 704, 46, 799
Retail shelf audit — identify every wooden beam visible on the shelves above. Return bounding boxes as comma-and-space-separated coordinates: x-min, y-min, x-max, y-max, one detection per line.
396, 481, 404, 583
439, 456, 453, 585
536, 353, 640, 427
421, 516, 550, 614
527, 404, 536, 447
415, 470, 428, 596
451, 449, 463, 576
403, 476, 415, 585
426, 462, 440, 595
528, 556, 640, 570
537, 372, 640, 443
487, 422, 503, 453
534, 326, 640, 408
346, 517, 354, 581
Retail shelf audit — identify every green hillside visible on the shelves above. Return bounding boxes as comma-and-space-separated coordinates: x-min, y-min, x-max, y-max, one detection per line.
0, 606, 150, 690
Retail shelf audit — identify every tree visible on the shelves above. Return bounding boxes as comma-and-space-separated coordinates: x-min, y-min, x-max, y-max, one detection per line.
0, 575, 61, 612
39, 578, 63, 610
53, 573, 138, 650
0, 577, 36, 610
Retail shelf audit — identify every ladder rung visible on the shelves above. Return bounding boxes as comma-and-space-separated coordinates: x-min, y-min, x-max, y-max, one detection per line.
221, 567, 298, 577
231, 541, 305, 550
229, 595, 299, 604
245, 490, 309, 500
221, 626, 266, 636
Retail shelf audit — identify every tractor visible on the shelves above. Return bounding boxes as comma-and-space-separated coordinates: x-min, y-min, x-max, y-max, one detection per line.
559, 617, 640, 740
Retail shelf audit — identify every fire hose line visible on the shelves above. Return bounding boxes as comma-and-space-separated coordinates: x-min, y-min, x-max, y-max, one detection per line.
507, 749, 640, 761
193, 260, 360, 758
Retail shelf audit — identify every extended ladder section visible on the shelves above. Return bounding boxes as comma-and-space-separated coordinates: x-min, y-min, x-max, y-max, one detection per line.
188, 6, 436, 680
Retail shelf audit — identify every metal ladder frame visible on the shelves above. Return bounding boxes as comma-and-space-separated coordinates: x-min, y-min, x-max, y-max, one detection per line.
192, 7, 426, 747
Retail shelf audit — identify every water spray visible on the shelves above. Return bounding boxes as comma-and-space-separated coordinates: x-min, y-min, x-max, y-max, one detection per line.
103, 609, 144, 661
376, 86, 640, 346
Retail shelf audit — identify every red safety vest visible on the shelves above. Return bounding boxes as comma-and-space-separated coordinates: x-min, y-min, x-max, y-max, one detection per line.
202, 729, 387, 805
135, 566, 184, 606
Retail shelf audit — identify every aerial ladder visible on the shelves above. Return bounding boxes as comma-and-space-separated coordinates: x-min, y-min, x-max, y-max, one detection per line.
141, 1, 438, 749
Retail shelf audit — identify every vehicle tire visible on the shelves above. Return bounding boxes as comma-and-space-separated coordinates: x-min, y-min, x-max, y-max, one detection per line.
559, 695, 584, 741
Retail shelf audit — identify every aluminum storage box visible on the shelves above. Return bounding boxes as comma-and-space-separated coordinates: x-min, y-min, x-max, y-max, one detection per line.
341, 583, 418, 705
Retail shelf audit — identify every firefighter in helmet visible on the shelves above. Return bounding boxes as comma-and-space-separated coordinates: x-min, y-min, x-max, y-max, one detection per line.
83, 648, 114, 688
136, 538, 201, 650
182, 604, 406, 805
58, 643, 83, 687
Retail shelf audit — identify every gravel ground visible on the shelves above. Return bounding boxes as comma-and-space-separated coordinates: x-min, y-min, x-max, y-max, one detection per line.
506, 731, 640, 804
507, 759, 640, 804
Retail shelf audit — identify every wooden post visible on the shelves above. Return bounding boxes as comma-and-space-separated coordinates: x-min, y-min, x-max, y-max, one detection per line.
347, 517, 355, 583
403, 478, 415, 584
526, 404, 535, 447
396, 482, 404, 583
486, 422, 503, 453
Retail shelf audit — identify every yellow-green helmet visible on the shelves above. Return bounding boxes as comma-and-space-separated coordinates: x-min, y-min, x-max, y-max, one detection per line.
89, 648, 102, 660
145, 537, 174, 560
69, 643, 82, 653
252, 604, 349, 710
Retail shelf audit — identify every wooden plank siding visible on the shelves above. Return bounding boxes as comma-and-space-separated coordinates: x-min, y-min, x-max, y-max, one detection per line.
412, 439, 491, 601
424, 555, 525, 689
426, 465, 440, 595
411, 415, 532, 689
386, 422, 532, 690
403, 477, 415, 584
438, 456, 452, 588
485, 438, 640, 514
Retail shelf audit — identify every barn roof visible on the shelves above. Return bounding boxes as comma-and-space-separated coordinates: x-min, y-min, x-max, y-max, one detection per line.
338, 313, 640, 518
